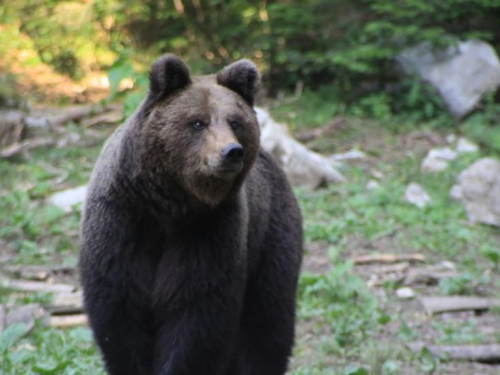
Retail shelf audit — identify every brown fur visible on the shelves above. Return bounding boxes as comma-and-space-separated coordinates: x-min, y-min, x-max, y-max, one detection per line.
80, 55, 303, 375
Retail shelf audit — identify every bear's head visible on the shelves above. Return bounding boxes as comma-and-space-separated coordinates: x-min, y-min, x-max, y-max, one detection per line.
132, 55, 261, 207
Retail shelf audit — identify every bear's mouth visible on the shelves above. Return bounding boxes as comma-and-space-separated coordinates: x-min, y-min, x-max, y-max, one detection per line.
210, 163, 243, 179
206, 153, 244, 179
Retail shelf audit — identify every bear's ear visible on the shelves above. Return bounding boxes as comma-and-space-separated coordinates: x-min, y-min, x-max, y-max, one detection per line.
216, 60, 261, 106
149, 54, 191, 100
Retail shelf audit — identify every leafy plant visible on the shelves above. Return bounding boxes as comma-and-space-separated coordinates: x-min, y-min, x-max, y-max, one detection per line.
299, 261, 382, 350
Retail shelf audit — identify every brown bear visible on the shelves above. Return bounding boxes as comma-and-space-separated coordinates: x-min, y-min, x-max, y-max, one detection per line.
79, 55, 303, 375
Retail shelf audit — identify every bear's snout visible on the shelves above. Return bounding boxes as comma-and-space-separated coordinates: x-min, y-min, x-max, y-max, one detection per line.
221, 143, 244, 164
213, 142, 244, 175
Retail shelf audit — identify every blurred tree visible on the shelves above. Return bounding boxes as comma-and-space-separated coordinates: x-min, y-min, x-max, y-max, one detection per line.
1, 0, 500, 103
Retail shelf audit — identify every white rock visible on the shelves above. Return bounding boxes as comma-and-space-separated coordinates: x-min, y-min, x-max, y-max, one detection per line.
398, 40, 500, 119
256, 108, 345, 189
456, 158, 500, 226
421, 147, 458, 173
446, 134, 457, 144
47, 185, 87, 213
396, 287, 416, 299
404, 183, 431, 209
366, 180, 380, 190
372, 170, 384, 179
456, 137, 479, 154
438, 261, 456, 271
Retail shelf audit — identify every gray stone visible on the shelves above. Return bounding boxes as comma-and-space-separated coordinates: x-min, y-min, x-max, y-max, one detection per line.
256, 108, 345, 189
456, 137, 479, 154
396, 287, 416, 299
421, 147, 457, 173
47, 185, 87, 213
456, 158, 500, 226
398, 40, 500, 119
404, 182, 431, 209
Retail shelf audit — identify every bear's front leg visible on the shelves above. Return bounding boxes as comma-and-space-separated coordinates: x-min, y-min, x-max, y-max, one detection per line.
85, 282, 154, 375
80, 205, 156, 375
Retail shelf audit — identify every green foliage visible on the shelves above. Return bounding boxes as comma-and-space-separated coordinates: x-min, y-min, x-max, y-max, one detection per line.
3, 0, 500, 118
0, 326, 104, 374
418, 346, 439, 373
0, 143, 101, 265
0, 324, 28, 353
299, 262, 382, 350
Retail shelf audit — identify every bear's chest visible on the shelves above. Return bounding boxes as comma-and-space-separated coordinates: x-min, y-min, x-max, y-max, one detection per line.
129, 214, 248, 303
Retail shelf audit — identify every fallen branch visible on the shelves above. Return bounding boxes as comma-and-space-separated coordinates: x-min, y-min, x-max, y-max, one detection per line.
351, 253, 426, 265
419, 296, 500, 315
0, 277, 76, 293
4, 265, 76, 279
372, 262, 410, 274
0, 138, 55, 158
82, 110, 123, 127
295, 117, 346, 143
48, 291, 83, 315
407, 342, 500, 363
50, 314, 87, 328
404, 269, 457, 286
26, 105, 95, 130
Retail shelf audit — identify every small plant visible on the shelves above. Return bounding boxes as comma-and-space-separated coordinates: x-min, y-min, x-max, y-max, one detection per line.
299, 261, 382, 351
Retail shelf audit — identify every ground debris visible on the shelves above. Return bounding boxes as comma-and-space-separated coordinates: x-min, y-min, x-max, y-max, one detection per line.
81, 108, 123, 127
396, 287, 416, 299
0, 137, 55, 158
407, 342, 500, 363
3, 265, 76, 282
404, 268, 457, 286
48, 291, 84, 315
351, 253, 426, 265
50, 314, 88, 328
25, 104, 117, 130
0, 276, 76, 293
295, 117, 346, 142
419, 296, 500, 315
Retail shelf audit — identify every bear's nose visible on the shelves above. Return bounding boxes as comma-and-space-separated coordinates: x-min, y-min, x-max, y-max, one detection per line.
221, 143, 244, 163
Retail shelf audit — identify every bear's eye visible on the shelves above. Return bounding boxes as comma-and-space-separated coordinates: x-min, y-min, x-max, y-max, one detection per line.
230, 120, 240, 130
191, 120, 206, 131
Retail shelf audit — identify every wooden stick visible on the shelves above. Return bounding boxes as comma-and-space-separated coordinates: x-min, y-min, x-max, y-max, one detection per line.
0, 138, 55, 158
407, 342, 500, 363
50, 314, 88, 328
0, 277, 76, 293
47, 291, 83, 315
295, 117, 345, 142
419, 296, 500, 314
81, 110, 123, 127
351, 253, 426, 265
372, 262, 410, 274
